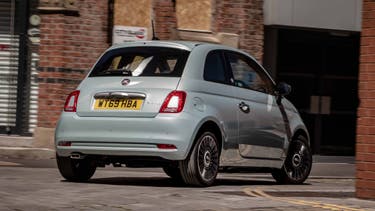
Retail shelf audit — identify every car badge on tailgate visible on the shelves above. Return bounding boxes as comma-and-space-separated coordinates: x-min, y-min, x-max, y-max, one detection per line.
121, 78, 130, 86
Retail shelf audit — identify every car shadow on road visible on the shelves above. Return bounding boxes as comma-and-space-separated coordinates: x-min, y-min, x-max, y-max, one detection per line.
76, 177, 311, 187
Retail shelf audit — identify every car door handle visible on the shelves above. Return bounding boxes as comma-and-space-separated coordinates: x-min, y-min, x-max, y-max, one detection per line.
239, 102, 250, 113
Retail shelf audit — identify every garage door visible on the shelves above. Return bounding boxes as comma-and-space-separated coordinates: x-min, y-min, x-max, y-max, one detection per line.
0, 0, 38, 135
0, 0, 18, 134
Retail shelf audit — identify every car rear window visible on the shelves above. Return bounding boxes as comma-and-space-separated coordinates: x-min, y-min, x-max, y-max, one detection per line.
89, 47, 190, 77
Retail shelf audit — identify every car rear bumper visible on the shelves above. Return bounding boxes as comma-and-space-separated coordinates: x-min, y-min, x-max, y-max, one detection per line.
55, 112, 199, 160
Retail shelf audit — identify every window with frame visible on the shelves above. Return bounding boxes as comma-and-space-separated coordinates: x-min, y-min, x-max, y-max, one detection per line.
89, 47, 189, 77
203, 51, 228, 84
226, 52, 273, 93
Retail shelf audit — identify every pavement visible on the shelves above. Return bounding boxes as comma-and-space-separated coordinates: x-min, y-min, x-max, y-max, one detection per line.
0, 158, 373, 211
0, 135, 55, 159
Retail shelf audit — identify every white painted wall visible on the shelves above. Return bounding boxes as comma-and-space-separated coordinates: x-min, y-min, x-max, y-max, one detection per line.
264, 0, 362, 31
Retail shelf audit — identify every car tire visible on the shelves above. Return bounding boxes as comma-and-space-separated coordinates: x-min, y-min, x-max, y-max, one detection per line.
179, 131, 219, 186
163, 166, 183, 181
272, 135, 312, 184
56, 154, 96, 182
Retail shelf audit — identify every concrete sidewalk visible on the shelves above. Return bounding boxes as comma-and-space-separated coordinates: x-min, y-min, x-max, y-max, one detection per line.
0, 135, 55, 160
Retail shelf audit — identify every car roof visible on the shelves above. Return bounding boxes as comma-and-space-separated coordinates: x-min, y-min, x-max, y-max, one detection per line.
108, 40, 246, 52
109, 41, 206, 51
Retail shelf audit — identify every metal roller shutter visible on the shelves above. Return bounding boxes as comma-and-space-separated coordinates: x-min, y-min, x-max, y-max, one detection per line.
0, 0, 18, 133
29, 52, 39, 133
0, 0, 38, 135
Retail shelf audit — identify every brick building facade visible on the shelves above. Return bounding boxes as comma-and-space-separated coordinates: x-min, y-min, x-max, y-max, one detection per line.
37, 0, 110, 128
214, 0, 263, 61
356, 0, 375, 200
33, 0, 111, 144
153, 0, 177, 40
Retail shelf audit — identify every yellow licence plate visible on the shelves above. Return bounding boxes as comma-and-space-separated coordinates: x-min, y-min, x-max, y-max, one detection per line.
94, 99, 143, 110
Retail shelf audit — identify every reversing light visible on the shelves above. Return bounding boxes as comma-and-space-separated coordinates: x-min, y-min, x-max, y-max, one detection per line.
159, 91, 186, 113
64, 90, 80, 112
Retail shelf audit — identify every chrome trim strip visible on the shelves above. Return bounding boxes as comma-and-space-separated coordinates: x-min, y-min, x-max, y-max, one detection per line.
94, 92, 146, 99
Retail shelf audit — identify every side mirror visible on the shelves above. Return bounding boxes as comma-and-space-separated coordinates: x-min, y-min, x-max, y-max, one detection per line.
276, 82, 291, 96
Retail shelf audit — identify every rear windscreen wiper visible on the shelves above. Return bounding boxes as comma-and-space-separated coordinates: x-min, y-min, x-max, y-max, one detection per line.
96, 69, 133, 76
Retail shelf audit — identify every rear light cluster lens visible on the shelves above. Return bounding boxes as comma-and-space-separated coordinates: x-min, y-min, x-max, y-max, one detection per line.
58, 141, 72, 146
157, 144, 177, 149
64, 90, 80, 112
159, 91, 186, 113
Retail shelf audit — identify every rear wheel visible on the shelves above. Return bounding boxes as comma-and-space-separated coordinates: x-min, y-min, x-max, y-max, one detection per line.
163, 166, 183, 181
56, 154, 96, 182
179, 131, 219, 186
272, 135, 312, 184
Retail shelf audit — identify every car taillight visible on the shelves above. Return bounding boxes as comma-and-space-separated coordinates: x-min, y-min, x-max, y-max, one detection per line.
64, 90, 80, 112
58, 141, 72, 146
159, 91, 186, 113
157, 144, 177, 149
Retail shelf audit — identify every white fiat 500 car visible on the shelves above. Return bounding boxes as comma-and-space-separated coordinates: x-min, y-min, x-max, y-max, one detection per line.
55, 41, 312, 186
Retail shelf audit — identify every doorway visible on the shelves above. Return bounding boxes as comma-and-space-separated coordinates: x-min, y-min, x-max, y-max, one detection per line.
264, 27, 360, 155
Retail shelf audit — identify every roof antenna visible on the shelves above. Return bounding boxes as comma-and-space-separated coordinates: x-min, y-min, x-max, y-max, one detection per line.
152, 20, 159, 40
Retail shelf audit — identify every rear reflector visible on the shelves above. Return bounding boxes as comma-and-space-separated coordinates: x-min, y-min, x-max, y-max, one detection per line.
58, 141, 72, 146
157, 144, 177, 149
159, 91, 186, 113
64, 90, 80, 112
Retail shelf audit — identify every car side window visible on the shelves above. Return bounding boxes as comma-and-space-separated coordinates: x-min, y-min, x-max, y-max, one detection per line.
226, 52, 273, 94
203, 51, 228, 84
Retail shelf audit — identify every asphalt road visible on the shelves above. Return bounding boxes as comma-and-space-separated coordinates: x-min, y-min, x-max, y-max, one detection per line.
0, 158, 374, 211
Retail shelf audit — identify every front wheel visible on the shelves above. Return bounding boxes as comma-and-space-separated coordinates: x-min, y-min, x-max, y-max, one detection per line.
56, 154, 96, 182
179, 131, 220, 186
272, 135, 312, 184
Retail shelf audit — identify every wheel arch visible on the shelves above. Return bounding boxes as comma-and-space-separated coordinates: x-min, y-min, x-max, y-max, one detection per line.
274, 127, 313, 184
196, 121, 223, 151
292, 127, 310, 146
179, 118, 223, 186
187, 118, 224, 158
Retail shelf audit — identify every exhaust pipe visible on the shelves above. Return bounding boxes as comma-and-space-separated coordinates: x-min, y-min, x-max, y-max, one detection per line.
70, 153, 85, 159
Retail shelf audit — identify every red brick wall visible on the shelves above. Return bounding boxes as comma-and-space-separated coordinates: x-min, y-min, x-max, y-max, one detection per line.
356, 0, 375, 199
153, 0, 264, 62
37, 1, 109, 128
153, 0, 177, 40
214, 0, 264, 61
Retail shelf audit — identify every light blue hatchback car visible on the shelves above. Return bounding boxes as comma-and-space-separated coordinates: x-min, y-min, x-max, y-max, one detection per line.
55, 41, 312, 186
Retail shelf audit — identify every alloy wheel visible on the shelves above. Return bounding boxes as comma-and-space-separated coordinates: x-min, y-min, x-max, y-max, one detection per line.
197, 134, 219, 183
284, 140, 312, 182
